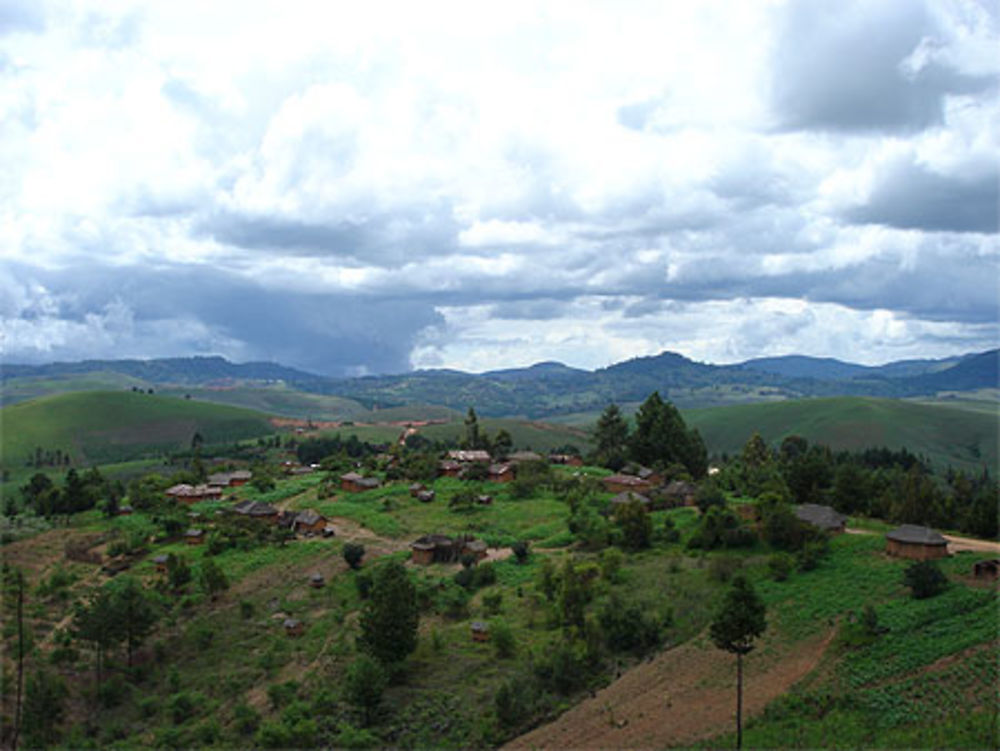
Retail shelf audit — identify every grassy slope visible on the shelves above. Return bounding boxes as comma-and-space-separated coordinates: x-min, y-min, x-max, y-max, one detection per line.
5, 465, 996, 749
157, 385, 374, 422
0, 372, 152, 406
685, 397, 998, 473
0, 390, 275, 468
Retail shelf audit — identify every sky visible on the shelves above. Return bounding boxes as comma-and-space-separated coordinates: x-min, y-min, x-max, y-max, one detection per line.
1, 0, 998, 376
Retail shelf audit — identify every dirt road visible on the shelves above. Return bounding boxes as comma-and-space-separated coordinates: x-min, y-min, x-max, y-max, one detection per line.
504, 628, 835, 750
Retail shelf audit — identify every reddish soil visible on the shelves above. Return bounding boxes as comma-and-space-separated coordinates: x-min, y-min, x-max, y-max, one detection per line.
504, 628, 835, 751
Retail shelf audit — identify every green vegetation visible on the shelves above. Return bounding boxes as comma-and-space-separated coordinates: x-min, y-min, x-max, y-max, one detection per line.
1, 390, 274, 469
687, 397, 998, 474
0, 384, 996, 750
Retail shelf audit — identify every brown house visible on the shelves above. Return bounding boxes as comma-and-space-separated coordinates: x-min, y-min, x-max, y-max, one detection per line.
609, 491, 652, 513
438, 460, 463, 478
340, 472, 380, 493
293, 510, 327, 535
662, 480, 698, 507
602, 474, 652, 494
886, 525, 949, 560
549, 454, 583, 467
231, 500, 280, 524
795, 504, 847, 534
471, 621, 489, 642
410, 534, 488, 565
447, 450, 492, 463
489, 463, 514, 483
416, 490, 436, 503
152, 554, 169, 574
229, 470, 252, 487
309, 573, 325, 588
283, 618, 304, 637
409, 483, 427, 498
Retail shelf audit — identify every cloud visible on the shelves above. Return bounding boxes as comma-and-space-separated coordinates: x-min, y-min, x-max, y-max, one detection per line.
0, 0, 45, 35
771, 0, 996, 133
842, 156, 998, 233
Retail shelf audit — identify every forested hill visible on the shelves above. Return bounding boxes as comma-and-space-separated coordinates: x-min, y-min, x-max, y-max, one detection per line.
3, 349, 997, 417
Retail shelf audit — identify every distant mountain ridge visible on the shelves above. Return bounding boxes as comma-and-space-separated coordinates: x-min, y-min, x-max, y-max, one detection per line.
4, 349, 997, 418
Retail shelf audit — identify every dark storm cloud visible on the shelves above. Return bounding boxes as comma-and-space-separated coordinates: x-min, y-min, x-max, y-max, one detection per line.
843, 158, 999, 234
771, 0, 995, 133
3, 261, 443, 376
200, 205, 460, 264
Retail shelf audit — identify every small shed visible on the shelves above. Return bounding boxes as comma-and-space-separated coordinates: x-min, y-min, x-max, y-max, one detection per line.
116, 505, 134, 516
795, 504, 847, 534
228, 470, 253, 487
602, 474, 652, 494
662, 480, 697, 507
322, 524, 336, 538
283, 618, 304, 637
608, 491, 651, 513
476, 494, 493, 506
462, 539, 489, 563
152, 553, 169, 573
886, 525, 949, 560
972, 559, 999, 581
438, 460, 463, 478
471, 621, 489, 642
489, 463, 514, 483
309, 573, 325, 589
184, 529, 205, 545
549, 454, 583, 466
294, 510, 327, 534
409, 483, 426, 498
416, 490, 436, 503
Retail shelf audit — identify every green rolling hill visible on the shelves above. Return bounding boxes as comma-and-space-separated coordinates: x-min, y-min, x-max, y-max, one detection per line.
0, 391, 276, 469
685, 397, 998, 474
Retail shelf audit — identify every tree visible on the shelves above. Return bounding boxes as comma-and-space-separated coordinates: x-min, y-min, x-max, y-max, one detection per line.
199, 558, 229, 599
710, 576, 767, 750
108, 577, 158, 668
593, 403, 629, 469
344, 654, 387, 726
21, 668, 68, 749
166, 553, 192, 590
628, 392, 707, 478
359, 561, 419, 665
73, 587, 120, 691
492, 429, 513, 459
462, 407, 487, 451
613, 497, 652, 551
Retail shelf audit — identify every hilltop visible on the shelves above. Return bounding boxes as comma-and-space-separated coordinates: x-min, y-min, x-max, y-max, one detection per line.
3, 349, 997, 418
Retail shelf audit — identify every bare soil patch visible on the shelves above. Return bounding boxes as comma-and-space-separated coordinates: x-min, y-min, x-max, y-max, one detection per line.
504, 628, 835, 751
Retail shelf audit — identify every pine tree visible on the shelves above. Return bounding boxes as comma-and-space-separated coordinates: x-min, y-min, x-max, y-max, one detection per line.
359, 561, 419, 665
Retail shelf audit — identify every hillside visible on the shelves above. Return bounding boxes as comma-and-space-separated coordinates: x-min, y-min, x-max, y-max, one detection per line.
4, 349, 997, 419
0, 391, 275, 468
686, 397, 999, 473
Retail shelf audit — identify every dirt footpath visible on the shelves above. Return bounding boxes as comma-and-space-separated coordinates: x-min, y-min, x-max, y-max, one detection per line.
942, 534, 1000, 555
504, 628, 835, 751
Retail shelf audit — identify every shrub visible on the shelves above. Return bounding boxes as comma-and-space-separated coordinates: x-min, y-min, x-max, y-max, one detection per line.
232, 702, 260, 736
240, 600, 255, 619
768, 552, 794, 582
708, 555, 743, 583
494, 677, 534, 728
169, 691, 201, 724
483, 590, 503, 615
355, 571, 373, 599
600, 548, 624, 582
267, 680, 300, 709
343, 543, 365, 570
903, 560, 949, 599
511, 540, 530, 564
796, 539, 829, 571
474, 562, 497, 587
492, 620, 516, 658
98, 674, 129, 708
598, 594, 665, 655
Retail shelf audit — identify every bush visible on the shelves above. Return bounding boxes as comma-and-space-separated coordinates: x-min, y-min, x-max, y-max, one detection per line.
232, 702, 260, 736
768, 553, 794, 581
598, 594, 665, 655
796, 539, 829, 571
903, 560, 949, 599
492, 620, 516, 658
355, 571, 373, 599
483, 591, 503, 615
494, 677, 534, 728
240, 600, 255, 619
533, 639, 592, 695
511, 540, 530, 564
169, 691, 201, 724
708, 555, 743, 583
267, 680, 299, 709
98, 674, 129, 708
600, 548, 624, 582
343, 543, 365, 570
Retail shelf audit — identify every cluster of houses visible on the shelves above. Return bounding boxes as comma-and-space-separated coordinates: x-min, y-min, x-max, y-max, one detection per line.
164, 470, 253, 504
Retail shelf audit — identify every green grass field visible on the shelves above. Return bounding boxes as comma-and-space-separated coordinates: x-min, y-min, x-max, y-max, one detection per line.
0, 390, 275, 470
685, 397, 998, 473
